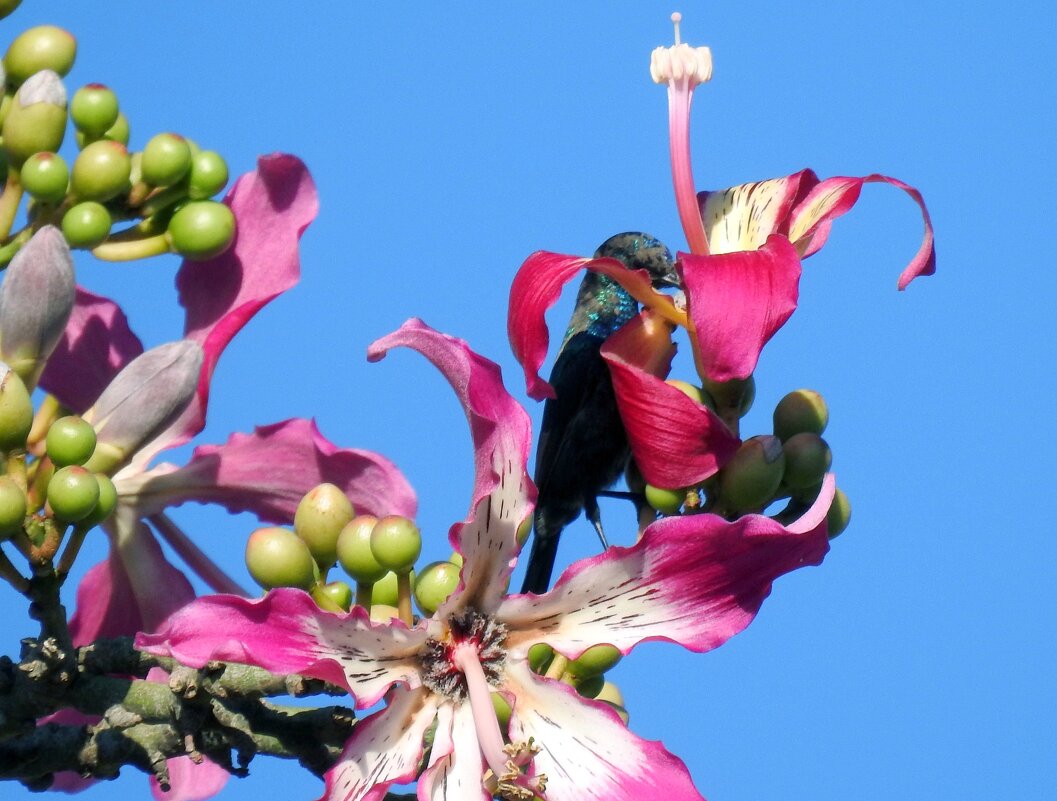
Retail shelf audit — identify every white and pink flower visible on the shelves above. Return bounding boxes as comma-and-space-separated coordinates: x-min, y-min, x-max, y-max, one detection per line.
138, 318, 833, 801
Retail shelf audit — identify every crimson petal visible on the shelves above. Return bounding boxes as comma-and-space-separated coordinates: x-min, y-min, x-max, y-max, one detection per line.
680, 235, 801, 382
602, 313, 739, 488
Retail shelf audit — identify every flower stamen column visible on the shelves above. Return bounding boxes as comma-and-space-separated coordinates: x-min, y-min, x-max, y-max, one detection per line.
650, 12, 713, 255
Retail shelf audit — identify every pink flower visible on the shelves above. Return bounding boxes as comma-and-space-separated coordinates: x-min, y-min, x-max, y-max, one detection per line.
138, 318, 834, 801
508, 15, 936, 489
39, 155, 415, 800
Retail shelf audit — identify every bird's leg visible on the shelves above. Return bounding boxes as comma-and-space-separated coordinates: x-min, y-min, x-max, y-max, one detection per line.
583, 496, 609, 550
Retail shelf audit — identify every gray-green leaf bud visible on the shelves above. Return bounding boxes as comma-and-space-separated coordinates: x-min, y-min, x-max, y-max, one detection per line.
0, 363, 33, 451
83, 340, 203, 472
0, 226, 75, 387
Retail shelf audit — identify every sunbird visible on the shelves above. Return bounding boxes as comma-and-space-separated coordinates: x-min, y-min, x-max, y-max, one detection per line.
520, 232, 678, 594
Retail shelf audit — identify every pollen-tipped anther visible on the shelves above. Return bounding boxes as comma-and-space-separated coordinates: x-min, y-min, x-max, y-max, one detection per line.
650, 13, 712, 86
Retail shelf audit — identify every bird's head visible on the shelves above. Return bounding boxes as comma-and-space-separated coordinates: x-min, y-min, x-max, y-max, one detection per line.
594, 232, 680, 290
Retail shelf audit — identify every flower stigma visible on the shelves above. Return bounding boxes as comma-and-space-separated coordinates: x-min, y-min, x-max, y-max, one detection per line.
421, 610, 546, 800
651, 11, 713, 255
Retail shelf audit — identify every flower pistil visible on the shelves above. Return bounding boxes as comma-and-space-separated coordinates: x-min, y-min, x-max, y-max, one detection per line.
651, 12, 713, 255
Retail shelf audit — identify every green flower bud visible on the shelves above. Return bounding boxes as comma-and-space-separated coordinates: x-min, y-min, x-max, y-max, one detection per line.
101, 112, 129, 145
773, 389, 829, 442
20, 151, 68, 203
0, 363, 33, 451
370, 515, 421, 574
141, 132, 192, 187
312, 580, 353, 613
718, 435, 785, 514
70, 83, 119, 138
594, 680, 625, 707
703, 374, 755, 417
528, 643, 554, 673
644, 483, 683, 515
782, 432, 832, 491
245, 526, 316, 591
574, 674, 605, 699
370, 570, 414, 607
0, 2, 23, 22
370, 603, 400, 623
61, 201, 111, 248
76, 114, 130, 149
413, 560, 460, 616
4, 26, 76, 84
666, 379, 705, 404
2, 70, 67, 165
294, 482, 355, 568
47, 465, 100, 522
187, 150, 228, 199
516, 515, 531, 546
595, 681, 629, 724
71, 140, 131, 202
336, 515, 387, 584
448, 550, 464, 568
0, 475, 26, 537
624, 459, 646, 495
790, 481, 822, 505
568, 644, 622, 679
491, 692, 512, 730
827, 488, 851, 538
45, 415, 96, 467
78, 473, 116, 529
167, 200, 235, 260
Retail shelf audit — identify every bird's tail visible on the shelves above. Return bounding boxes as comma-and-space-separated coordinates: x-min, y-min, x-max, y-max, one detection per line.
519, 508, 563, 594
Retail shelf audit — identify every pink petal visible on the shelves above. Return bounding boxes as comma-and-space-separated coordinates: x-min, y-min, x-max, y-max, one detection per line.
148, 154, 318, 455
786, 173, 936, 290
67, 554, 147, 647
680, 235, 802, 382
39, 287, 144, 413
508, 251, 685, 401
135, 588, 427, 708
499, 476, 834, 659
368, 319, 533, 616
504, 660, 706, 801
116, 418, 416, 523
416, 701, 488, 801
698, 171, 816, 255
318, 687, 439, 801
150, 754, 229, 801
602, 312, 739, 488
68, 523, 195, 646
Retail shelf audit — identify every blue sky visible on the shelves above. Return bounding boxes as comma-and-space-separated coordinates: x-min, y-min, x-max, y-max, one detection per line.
2, 2, 1055, 800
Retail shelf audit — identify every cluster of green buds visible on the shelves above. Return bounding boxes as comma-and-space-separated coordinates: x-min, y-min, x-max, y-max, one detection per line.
0, 363, 117, 580
516, 641, 628, 725
0, 21, 233, 267
635, 380, 851, 538
246, 483, 465, 626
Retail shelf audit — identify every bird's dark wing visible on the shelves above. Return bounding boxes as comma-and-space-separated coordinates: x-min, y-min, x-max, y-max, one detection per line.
534, 332, 607, 497
534, 331, 629, 512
